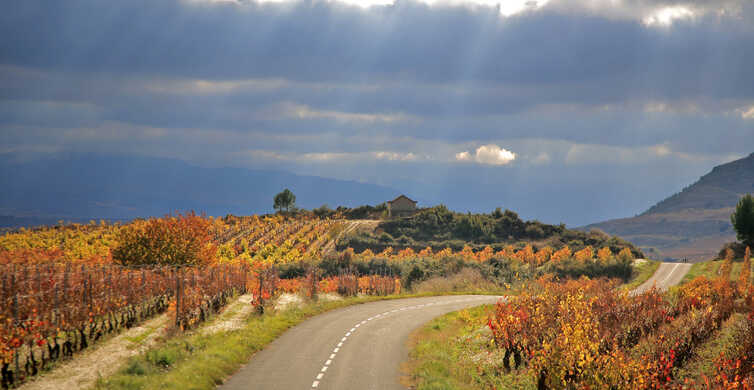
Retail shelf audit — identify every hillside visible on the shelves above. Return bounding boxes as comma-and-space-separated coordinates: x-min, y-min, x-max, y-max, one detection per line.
0, 154, 400, 224
588, 152, 754, 261
339, 205, 643, 257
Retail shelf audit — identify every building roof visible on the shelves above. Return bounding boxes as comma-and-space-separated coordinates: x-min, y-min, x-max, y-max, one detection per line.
388, 194, 417, 205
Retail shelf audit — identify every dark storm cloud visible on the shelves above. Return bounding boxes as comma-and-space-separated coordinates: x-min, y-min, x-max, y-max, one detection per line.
1, 0, 753, 225
0, 0, 753, 97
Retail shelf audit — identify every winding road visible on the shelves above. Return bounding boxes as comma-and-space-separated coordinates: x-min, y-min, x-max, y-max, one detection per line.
220, 262, 691, 390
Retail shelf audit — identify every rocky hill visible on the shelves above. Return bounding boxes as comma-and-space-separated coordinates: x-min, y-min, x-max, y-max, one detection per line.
587, 153, 754, 261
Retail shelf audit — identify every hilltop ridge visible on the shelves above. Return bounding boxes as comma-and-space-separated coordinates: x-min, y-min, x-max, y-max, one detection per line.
588, 153, 754, 261
644, 152, 754, 215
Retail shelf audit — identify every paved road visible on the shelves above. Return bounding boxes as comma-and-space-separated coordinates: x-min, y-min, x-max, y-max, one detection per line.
632, 261, 693, 294
219, 295, 501, 390
221, 262, 691, 390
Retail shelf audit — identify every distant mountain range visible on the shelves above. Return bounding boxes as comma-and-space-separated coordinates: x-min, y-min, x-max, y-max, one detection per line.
587, 152, 754, 261
0, 154, 400, 227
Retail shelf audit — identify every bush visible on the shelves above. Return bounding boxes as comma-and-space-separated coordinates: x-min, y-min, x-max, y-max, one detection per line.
112, 212, 216, 266
543, 257, 633, 281
718, 242, 748, 260
312, 204, 334, 218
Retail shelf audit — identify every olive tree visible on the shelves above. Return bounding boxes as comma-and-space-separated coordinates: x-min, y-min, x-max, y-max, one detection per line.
274, 188, 296, 213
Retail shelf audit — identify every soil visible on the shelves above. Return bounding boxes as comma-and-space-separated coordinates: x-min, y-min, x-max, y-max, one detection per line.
18, 314, 169, 390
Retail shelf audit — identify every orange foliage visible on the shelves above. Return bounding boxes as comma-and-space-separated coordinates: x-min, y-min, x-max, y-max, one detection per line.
597, 246, 612, 262
418, 246, 434, 257
514, 245, 535, 264
550, 246, 572, 262
379, 247, 394, 258
397, 247, 416, 259
113, 211, 216, 266
535, 246, 553, 265
573, 246, 594, 262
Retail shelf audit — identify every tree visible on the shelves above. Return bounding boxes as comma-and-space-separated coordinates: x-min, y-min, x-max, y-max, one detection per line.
274, 188, 296, 212
112, 211, 216, 266
731, 194, 754, 247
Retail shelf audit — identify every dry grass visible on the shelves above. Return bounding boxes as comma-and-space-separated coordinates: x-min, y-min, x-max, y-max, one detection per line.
411, 268, 500, 294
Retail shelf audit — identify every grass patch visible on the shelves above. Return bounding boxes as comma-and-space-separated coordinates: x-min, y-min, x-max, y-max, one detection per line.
412, 268, 501, 294
124, 324, 161, 348
682, 260, 722, 283
403, 305, 534, 390
681, 258, 752, 284
622, 259, 661, 290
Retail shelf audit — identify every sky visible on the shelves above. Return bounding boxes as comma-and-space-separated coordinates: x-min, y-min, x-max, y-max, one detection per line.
1, 0, 753, 226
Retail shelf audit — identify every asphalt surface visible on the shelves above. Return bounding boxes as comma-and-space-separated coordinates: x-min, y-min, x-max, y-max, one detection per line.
219, 295, 501, 390
632, 261, 693, 294
221, 262, 691, 390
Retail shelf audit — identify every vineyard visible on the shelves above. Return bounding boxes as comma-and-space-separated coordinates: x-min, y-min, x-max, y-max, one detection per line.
0, 212, 651, 389
341, 243, 634, 264
484, 247, 754, 389
0, 214, 401, 388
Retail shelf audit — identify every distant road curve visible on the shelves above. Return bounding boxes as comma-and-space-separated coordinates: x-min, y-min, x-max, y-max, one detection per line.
221, 262, 691, 390
632, 261, 693, 294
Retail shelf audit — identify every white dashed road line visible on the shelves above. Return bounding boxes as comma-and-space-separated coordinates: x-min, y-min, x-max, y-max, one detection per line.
309, 296, 499, 388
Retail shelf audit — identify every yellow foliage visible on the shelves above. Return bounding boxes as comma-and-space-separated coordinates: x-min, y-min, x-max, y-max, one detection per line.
617, 247, 634, 262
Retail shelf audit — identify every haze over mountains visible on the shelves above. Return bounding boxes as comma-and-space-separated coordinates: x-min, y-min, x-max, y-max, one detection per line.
588, 152, 754, 261
0, 154, 399, 226
3, 152, 753, 261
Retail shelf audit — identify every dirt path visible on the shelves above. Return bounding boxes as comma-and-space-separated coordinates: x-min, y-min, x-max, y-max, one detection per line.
201, 294, 255, 335
19, 293, 255, 390
320, 219, 379, 256
18, 314, 169, 390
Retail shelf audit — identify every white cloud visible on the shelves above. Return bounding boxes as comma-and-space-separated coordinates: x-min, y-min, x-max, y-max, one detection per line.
741, 105, 754, 119
455, 144, 516, 166
455, 151, 471, 161
279, 102, 412, 124
548, 0, 743, 25
643, 6, 695, 26
374, 151, 419, 161
195, 0, 550, 17
240, 149, 425, 163
300, 152, 354, 161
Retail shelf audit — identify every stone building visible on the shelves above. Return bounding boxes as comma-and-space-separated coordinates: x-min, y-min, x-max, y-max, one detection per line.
387, 195, 417, 217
